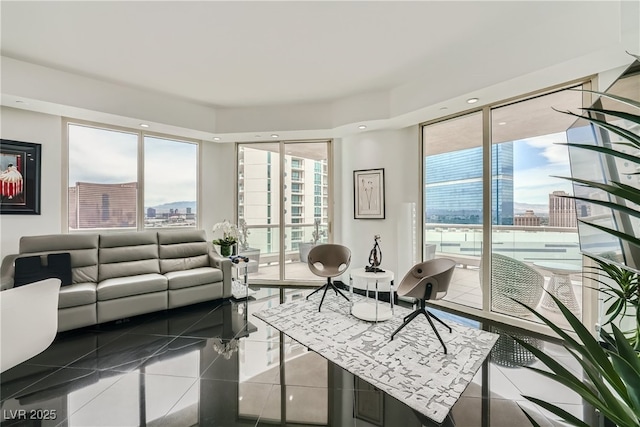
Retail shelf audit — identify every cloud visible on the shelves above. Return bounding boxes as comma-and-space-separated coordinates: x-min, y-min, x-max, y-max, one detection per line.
144, 137, 197, 205
516, 132, 569, 165
514, 162, 573, 205
68, 125, 197, 206
69, 131, 137, 184
519, 132, 570, 165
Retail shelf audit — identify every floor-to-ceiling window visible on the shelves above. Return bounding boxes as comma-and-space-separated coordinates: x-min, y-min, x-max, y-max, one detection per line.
490, 86, 584, 328
66, 121, 199, 231
237, 140, 331, 284
423, 112, 484, 309
422, 82, 587, 329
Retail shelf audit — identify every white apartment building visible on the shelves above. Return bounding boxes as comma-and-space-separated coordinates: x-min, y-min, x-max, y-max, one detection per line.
238, 146, 329, 255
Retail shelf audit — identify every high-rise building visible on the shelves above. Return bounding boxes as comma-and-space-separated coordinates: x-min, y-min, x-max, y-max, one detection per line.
68, 182, 137, 229
514, 209, 541, 226
237, 148, 328, 253
425, 143, 514, 225
549, 190, 577, 227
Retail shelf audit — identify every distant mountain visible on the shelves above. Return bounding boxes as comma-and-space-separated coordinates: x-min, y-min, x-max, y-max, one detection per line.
514, 202, 548, 216
147, 201, 196, 212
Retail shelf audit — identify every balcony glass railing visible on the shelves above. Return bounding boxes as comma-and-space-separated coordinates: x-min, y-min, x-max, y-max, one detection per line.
236, 223, 329, 282
426, 223, 582, 329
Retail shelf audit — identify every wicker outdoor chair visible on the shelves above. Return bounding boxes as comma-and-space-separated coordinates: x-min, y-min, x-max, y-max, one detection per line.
489, 325, 543, 368
480, 253, 544, 315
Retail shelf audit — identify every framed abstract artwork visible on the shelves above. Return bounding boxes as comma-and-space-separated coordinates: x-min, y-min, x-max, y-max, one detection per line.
0, 139, 41, 215
354, 168, 385, 219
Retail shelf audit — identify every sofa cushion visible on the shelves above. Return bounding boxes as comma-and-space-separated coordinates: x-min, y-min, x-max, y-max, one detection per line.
158, 230, 210, 274
165, 267, 223, 290
15, 253, 73, 287
14, 256, 45, 287
99, 232, 160, 281
19, 233, 99, 283
59, 282, 97, 308
97, 273, 167, 301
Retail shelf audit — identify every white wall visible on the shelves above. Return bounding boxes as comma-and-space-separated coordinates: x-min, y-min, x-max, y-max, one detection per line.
200, 141, 236, 241
1, 107, 62, 258
337, 126, 420, 279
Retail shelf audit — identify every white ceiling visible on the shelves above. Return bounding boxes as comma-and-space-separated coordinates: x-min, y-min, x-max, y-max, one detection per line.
1, 1, 638, 139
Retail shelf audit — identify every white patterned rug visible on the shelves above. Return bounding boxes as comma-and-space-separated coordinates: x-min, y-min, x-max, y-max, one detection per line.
253, 296, 498, 424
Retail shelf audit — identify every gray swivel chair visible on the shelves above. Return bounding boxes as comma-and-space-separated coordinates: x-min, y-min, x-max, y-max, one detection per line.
390, 258, 457, 354
306, 244, 351, 311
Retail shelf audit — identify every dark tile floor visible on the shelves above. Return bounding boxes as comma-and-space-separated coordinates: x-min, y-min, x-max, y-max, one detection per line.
1, 287, 598, 427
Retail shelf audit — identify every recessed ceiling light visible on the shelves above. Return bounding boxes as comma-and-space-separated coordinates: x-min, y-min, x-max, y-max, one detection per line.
15, 100, 27, 105
140, 123, 150, 128
439, 106, 448, 110
467, 98, 479, 104
271, 134, 279, 138
254, 135, 261, 138
213, 137, 221, 141
498, 122, 507, 126
358, 125, 367, 130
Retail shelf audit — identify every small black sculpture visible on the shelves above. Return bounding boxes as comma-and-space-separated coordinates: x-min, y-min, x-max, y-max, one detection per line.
365, 235, 385, 273
229, 255, 249, 264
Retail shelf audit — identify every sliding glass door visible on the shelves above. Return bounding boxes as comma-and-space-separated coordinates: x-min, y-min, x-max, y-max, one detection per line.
237, 140, 331, 284
423, 112, 484, 309
490, 87, 584, 327
422, 82, 588, 329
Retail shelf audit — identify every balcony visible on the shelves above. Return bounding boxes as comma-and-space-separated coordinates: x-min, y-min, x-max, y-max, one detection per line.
426, 223, 582, 330
237, 222, 582, 330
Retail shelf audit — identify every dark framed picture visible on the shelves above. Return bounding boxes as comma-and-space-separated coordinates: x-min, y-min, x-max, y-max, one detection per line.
354, 376, 384, 426
354, 168, 385, 219
0, 139, 41, 215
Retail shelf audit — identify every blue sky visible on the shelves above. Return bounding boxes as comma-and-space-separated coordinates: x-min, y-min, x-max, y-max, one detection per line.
512, 131, 573, 207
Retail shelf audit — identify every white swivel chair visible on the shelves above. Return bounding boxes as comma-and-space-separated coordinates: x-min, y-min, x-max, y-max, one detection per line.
1, 278, 61, 372
390, 258, 457, 354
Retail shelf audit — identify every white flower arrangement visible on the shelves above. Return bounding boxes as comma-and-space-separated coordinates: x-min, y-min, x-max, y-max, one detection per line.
212, 220, 239, 246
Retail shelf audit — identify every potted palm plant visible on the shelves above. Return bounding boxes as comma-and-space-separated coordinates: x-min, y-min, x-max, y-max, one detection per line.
514, 295, 640, 427
584, 254, 639, 350
517, 54, 640, 426
550, 57, 640, 350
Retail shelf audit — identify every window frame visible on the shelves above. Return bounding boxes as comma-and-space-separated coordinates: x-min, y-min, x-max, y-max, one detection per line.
236, 139, 333, 285
419, 76, 600, 335
62, 118, 201, 233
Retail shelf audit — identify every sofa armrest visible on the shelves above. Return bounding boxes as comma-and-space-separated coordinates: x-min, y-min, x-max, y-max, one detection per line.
209, 246, 232, 298
0, 254, 18, 290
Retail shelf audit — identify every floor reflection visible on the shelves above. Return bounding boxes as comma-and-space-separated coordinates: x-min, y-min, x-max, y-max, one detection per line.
0, 287, 596, 426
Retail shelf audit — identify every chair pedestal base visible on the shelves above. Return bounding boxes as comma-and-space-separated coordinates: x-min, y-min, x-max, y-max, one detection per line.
390, 303, 452, 354
306, 279, 349, 312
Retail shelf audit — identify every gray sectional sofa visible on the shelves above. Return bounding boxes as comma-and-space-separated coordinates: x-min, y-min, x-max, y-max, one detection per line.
0, 229, 232, 332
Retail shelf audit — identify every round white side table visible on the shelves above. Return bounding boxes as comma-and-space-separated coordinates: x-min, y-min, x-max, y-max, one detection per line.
533, 261, 581, 316
349, 268, 395, 321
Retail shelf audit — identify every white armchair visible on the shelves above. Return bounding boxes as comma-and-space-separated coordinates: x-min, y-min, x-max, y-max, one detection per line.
1, 278, 61, 372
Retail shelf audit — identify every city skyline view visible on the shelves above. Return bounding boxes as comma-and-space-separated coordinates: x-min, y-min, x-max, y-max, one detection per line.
425, 130, 574, 225
68, 124, 197, 208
